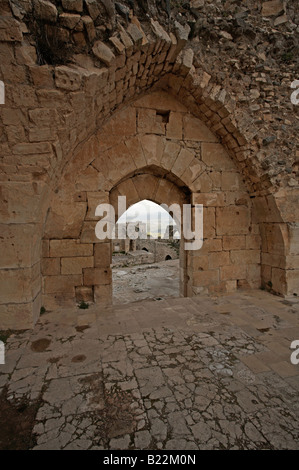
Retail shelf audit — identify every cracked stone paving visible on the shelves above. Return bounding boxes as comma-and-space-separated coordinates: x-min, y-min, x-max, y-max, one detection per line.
0, 290, 298, 450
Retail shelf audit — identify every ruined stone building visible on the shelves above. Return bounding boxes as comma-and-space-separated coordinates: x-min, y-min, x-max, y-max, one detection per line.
0, 0, 298, 329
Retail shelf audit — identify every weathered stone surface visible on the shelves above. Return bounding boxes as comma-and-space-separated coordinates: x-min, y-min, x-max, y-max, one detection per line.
33, 0, 58, 22
127, 23, 143, 46
55, 66, 82, 90
262, 0, 285, 17
92, 40, 115, 65
62, 0, 83, 12
0, 16, 23, 41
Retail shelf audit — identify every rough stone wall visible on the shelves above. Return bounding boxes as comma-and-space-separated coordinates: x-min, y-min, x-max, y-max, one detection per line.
0, 0, 298, 329
136, 240, 180, 263
41, 93, 260, 307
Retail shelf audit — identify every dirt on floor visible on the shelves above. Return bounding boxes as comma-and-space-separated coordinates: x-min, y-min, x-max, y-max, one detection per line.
0, 387, 40, 450
112, 258, 180, 304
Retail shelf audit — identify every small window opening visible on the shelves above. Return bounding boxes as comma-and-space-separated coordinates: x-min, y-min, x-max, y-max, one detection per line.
156, 110, 170, 123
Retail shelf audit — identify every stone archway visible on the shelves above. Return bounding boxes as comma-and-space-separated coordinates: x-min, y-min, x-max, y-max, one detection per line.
40, 90, 262, 310
1, 5, 297, 330
109, 171, 191, 298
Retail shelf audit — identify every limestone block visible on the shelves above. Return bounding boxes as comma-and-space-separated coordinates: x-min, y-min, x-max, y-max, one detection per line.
75, 165, 105, 192
201, 143, 236, 171
209, 251, 230, 269
0, 16, 23, 42
6, 125, 26, 144
41, 258, 60, 276
43, 274, 82, 294
0, 182, 44, 224
166, 32, 177, 62
223, 235, 246, 251
114, 178, 139, 208
265, 223, 289, 255
55, 66, 82, 91
62, 0, 83, 12
29, 127, 56, 142
252, 195, 283, 224
42, 292, 75, 310
150, 19, 171, 46
101, 106, 136, 136
289, 224, 299, 255
50, 239, 93, 257
94, 284, 112, 304
109, 36, 125, 54
83, 267, 112, 286
247, 264, 261, 284
82, 15, 96, 41
216, 207, 250, 236
261, 252, 285, 269
166, 112, 183, 140
119, 26, 133, 55
262, 0, 285, 17
177, 48, 194, 76
184, 115, 218, 143
285, 270, 299, 296
181, 158, 205, 186
220, 265, 247, 281
15, 43, 37, 65
44, 199, 87, 239
225, 191, 249, 206
12, 142, 52, 155
201, 238, 222, 253
134, 91, 187, 113
193, 269, 219, 287
154, 179, 175, 207
172, 147, 194, 178
174, 21, 190, 56
127, 23, 143, 46
0, 265, 40, 304
131, 16, 148, 46
29, 108, 59, 126
75, 286, 93, 302
33, 0, 58, 22
160, 141, 181, 171
81, 221, 103, 243
246, 234, 261, 250
92, 41, 115, 66
221, 171, 243, 191
61, 256, 94, 274
190, 255, 209, 272
271, 267, 287, 294
203, 207, 215, 239
124, 136, 147, 169
59, 13, 83, 30
192, 192, 225, 207
0, 223, 40, 268
86, 191, 109, 220
42, 240, 49, 257
103, 142, 136, 183
230, 250, 260, 266
85, 0, 100, 20
0, 295, 41, 330
140, 134, 164, 167
94, 242, 111, 268
137, 108, 165, 135
131, 174, 160, 202
189, 172, 213, 193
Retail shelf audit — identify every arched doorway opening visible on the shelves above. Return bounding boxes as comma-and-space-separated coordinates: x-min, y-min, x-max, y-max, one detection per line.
112, 199, 181, 304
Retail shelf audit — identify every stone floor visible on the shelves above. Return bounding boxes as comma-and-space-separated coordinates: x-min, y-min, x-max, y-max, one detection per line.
113, 259, 180, 304
0, 290, 299, 450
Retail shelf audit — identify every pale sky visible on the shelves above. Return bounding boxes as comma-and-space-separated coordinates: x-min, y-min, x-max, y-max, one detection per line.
117, 200, 179, 238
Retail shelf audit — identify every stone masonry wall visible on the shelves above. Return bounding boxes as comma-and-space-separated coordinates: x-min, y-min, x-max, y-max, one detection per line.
0, 0, 298, 328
